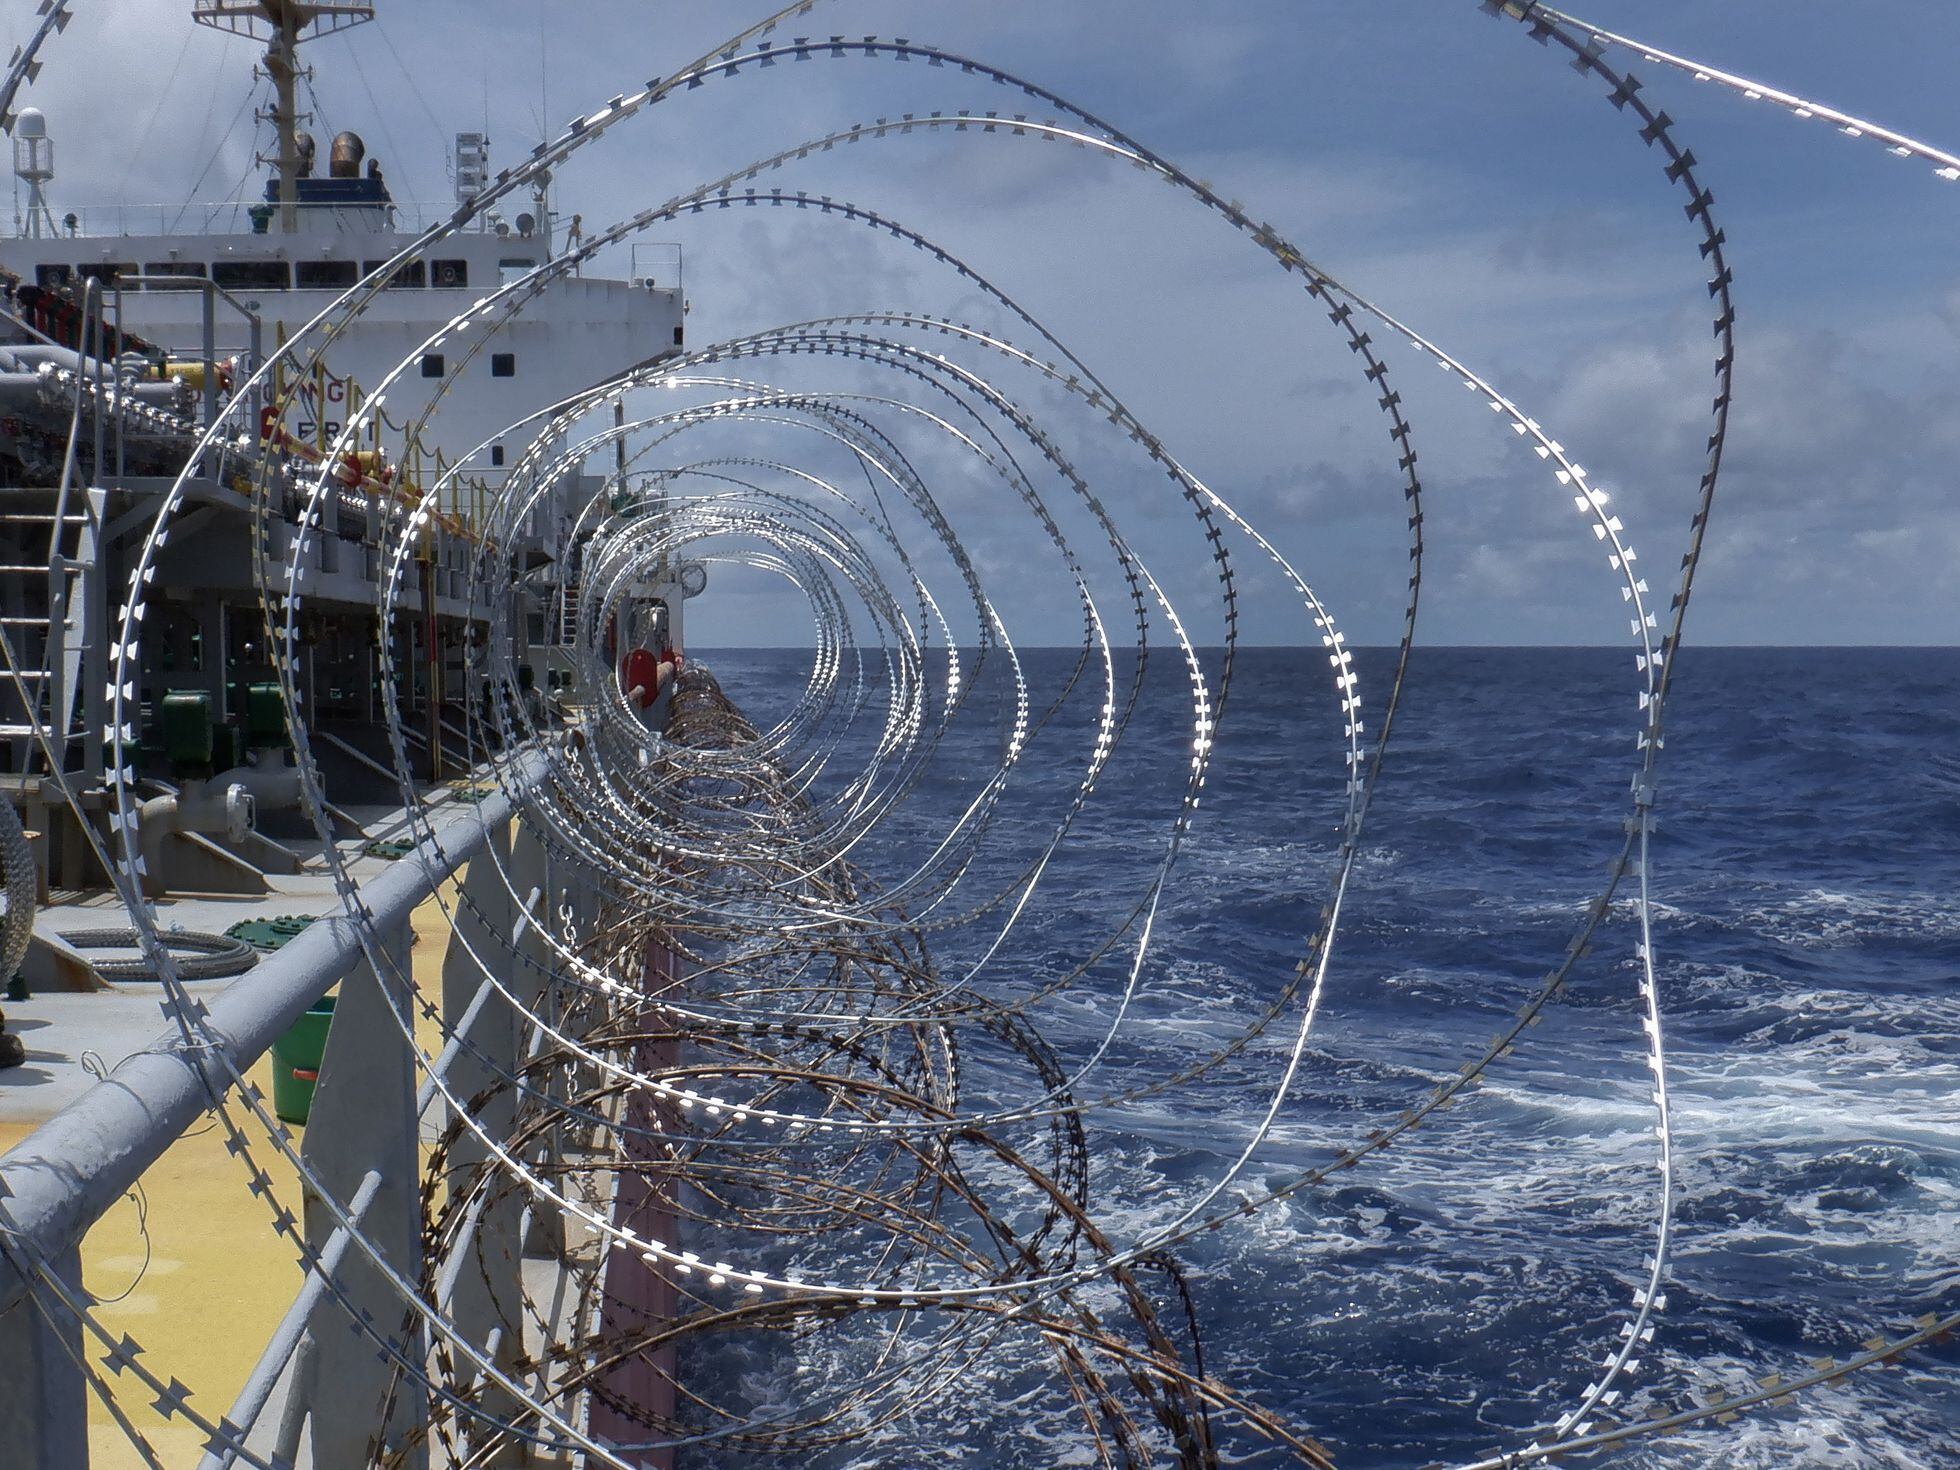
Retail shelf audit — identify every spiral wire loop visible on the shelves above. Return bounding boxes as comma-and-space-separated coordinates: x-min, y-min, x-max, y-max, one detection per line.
0, 4, 1951, 1466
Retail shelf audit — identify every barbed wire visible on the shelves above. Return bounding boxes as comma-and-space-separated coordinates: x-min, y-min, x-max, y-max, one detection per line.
0, 2, 1950, 1466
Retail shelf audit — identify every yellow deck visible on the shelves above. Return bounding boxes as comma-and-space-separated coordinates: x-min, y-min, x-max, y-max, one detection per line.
0, 883, 456, 1467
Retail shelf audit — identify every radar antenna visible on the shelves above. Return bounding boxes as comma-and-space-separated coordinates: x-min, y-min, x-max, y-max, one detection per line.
192, 1, 375, 234
12, 109, 55, 239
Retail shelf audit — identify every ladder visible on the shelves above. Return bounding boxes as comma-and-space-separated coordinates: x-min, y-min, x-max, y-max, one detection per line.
2, 278, 113, 779
538, 574, 583, 694
0, 485, 106, 778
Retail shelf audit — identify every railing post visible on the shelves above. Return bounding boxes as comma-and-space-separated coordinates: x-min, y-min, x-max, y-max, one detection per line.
297, 920, 430, 1469
0, 765, 536, 1466
509, 814, 565, 1263
0, 1243, 88, 1468
439, 825, 526, 1465
201, 283, 217, 432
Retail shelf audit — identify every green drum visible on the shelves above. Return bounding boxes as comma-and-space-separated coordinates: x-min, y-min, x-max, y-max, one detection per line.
270, 995, 335, 1123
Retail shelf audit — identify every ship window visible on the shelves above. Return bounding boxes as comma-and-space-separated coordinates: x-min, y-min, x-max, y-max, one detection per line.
296, 259, 358, 289
672, 324, 684, 347
421, 353, 444, 378
80, 261, 137, 286
34, 263, 72, 288
490, 444, 505, 467
212, 259, 290, 290
491, 352, 515, 377
364, 258, 425, 289
430, 258, 469, 288
143, 261, 208, 290
498, 257, 536, 285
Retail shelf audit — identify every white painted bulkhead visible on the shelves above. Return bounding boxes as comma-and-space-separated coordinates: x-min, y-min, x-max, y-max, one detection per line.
0, 228, 684, 503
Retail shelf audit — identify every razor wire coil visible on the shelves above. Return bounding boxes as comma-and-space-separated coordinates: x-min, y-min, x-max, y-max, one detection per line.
0, 3, 1950, 1466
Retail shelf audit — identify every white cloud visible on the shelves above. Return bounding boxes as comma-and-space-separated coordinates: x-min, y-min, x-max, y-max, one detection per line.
8, 1, 1952, 645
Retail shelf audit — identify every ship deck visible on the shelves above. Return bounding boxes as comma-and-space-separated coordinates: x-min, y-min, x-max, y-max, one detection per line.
0, 762, 562, 1467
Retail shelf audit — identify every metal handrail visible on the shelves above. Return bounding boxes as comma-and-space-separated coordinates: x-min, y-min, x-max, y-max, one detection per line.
0, 771, 527, 1313
45, 198, 521, 239
115, 274, 265, 432
49, 275, 97, 523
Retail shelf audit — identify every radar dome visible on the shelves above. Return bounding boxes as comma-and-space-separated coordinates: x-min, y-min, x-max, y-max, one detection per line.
15, 108, 46, 139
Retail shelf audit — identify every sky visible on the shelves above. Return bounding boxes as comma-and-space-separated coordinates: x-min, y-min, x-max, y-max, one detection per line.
10, 1, 1958, 647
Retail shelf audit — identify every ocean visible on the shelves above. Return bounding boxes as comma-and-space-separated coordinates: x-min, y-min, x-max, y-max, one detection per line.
679, 645, 1959, 1469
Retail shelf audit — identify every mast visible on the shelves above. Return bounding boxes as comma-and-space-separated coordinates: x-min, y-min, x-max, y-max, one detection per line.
266, 5, 301, 235
191, 2, 375, 236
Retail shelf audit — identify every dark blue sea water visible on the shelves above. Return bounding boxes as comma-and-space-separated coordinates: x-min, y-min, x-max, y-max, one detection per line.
689, 645, 1960, 1469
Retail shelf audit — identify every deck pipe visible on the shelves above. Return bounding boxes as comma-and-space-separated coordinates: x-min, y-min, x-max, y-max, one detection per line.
136, 748, 306, 881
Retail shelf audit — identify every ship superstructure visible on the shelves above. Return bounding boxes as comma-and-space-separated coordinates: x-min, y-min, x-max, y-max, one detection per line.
0, 0, 686, 910
0, 14, 706, 1453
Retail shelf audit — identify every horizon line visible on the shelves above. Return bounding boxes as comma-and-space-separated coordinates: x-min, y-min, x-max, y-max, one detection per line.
684, 642, 1960, 653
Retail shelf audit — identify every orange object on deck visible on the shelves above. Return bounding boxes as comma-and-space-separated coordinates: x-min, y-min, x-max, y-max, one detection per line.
620, 648, 684, 710
620, 648, 661, 709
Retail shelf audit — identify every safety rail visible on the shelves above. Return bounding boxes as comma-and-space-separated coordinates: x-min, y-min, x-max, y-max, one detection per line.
0, 274, 246, 476
114, 275, 264, 434
42, 199, 546, 241
265, 330, 494, 541
627, 242, 683, 298
0, 754, 573, 1466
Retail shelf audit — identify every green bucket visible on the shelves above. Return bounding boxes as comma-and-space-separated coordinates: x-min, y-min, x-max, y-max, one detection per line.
270, 996, 335, 1124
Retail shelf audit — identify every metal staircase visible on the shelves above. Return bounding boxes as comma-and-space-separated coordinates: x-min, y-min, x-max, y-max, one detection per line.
0, 486, 104, 777
539, 574, 583, 694
1, 280, 112, 779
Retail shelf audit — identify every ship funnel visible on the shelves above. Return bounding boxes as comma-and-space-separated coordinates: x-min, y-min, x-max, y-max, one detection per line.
295, 130, 316, 178
329, 130, 366, 179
